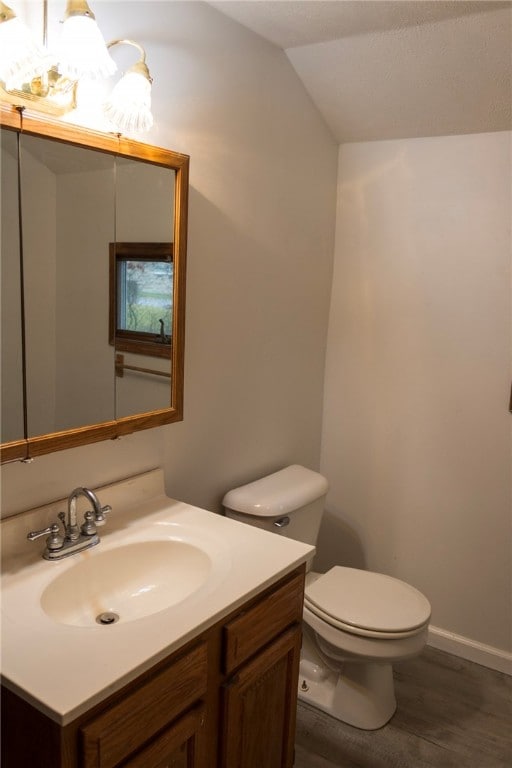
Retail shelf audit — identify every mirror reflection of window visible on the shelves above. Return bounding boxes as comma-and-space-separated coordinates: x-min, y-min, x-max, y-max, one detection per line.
110, 243, 173, 357
110, 243, 173, 419
116, 254, 173, 344
118, 259, 173, 338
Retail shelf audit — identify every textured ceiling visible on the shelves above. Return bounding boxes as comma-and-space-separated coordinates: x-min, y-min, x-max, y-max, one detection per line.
209, 1, 512, 142
209, 1, 505, 48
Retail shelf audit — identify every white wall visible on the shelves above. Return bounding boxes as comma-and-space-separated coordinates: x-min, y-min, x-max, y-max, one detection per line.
320, 132, 511, 658
1, 2, 337, 514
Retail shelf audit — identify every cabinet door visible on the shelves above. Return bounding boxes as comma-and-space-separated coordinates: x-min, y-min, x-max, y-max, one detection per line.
82, 642, 207, 768
122, 704, 205, 768
221, 625, 301, 768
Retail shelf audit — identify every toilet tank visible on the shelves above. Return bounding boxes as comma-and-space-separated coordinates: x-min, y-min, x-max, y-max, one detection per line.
222, 465, 328, 547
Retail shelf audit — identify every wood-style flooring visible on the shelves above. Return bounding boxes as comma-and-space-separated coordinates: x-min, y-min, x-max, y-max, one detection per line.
294, 647, 511, 768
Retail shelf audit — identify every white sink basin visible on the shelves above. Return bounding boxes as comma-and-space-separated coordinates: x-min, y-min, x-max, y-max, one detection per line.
40, 540, 213, 627
0, 470, 313, 725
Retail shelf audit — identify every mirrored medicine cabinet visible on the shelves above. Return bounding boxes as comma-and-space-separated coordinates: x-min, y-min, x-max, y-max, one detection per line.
0, 106, 189, 463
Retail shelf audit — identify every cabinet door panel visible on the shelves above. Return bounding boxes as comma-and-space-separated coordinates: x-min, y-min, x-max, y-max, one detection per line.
123, 704, 205, 768
221, 625, 301, 768
82, 642, 207, 768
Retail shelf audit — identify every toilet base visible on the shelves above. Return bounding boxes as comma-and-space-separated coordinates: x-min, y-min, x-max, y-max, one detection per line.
298, 639, 397, 730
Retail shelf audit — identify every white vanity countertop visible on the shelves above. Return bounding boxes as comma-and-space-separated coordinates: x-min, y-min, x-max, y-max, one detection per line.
0, 469, 314, 725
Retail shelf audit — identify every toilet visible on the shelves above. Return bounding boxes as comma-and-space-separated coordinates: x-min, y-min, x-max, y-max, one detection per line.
222, 464, 431, 730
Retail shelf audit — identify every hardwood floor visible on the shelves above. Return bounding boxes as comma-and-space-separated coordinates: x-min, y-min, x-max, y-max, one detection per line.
294, 647, 512, 768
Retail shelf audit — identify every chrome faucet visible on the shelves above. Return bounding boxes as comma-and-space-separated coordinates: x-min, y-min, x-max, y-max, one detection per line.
27, 487, 111, 560
63, 487, 107, 541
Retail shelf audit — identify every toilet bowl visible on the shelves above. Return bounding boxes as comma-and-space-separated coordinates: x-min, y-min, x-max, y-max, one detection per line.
301, 567, 430, 728
222, 465, 431, 730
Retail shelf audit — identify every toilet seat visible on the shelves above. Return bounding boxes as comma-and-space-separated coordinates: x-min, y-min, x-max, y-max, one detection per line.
304, 567, 431, 640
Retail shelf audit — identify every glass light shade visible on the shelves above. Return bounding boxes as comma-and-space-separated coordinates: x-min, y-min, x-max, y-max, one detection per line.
104, 69, 153, 133
0, 9, 51, 89
56, 14, 116, 80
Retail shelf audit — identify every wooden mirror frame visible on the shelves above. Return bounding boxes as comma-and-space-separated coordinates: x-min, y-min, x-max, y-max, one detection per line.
0, 105, 188, 463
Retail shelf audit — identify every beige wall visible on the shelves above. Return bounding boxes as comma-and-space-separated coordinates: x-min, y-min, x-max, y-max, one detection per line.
21, 148, 58, 437
319, 132, 511, 657
1, 132, 24, 443
1, 2, 337, 514
55, 166, 115, 431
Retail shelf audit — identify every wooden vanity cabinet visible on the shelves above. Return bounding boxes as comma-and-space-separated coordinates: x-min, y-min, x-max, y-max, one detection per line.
0, 639, 210, 768
1, 566, 304, 768
221, 626, 301, 768
81, 641, 209, 768
220, 568, 304, 768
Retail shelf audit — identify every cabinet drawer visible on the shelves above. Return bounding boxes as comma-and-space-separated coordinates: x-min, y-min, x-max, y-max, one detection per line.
223, 570, 304, 674
81, 642, 208, 768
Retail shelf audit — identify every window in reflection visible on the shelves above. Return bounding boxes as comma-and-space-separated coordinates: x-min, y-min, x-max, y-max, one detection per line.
109, 242, 173, 358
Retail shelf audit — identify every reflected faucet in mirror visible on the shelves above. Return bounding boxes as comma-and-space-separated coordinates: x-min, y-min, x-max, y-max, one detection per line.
27, 486, 111, 560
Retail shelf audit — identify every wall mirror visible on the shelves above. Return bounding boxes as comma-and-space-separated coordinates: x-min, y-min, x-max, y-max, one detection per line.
0, 107, 188, 463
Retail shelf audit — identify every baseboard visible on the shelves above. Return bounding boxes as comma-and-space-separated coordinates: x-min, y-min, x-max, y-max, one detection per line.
428, 625, 512, 675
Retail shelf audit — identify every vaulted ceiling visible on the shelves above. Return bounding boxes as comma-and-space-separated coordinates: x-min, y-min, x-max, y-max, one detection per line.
209, 1, 512, 142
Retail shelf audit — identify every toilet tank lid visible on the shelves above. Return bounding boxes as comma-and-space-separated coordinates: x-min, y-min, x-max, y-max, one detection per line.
222, 465, 328, 517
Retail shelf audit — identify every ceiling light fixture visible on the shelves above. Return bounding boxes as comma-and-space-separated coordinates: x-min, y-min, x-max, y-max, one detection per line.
0, 0, 154, 133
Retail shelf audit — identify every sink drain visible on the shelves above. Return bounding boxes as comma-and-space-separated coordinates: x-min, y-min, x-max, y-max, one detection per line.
96, 611, 119, 625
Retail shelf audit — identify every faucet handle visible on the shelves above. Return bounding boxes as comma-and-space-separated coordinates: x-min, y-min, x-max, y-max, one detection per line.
81, 510, 97, 537
27, 523, 64, 551
95, 504, 111, 526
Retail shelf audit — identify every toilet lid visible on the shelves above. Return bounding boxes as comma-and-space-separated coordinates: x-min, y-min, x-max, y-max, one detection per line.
304, 567, 431, 634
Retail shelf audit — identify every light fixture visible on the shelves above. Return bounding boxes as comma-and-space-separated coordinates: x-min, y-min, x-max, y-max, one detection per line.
0, 1, 154, 133
0, 2, 46, 89
55, 0, 116, 81
104, 41, 153, 134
